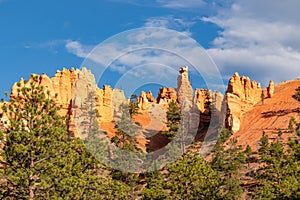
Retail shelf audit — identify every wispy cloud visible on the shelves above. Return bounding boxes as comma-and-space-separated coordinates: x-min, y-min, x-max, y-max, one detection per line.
144, 16, 196, 36
65, 40, 92, 57
156, 0, 206, 9
66, 0, 300, 91
203, 0, 300, 86
65, 28, 225, 92
108, 0, 206, 9
24, 39, 68, 53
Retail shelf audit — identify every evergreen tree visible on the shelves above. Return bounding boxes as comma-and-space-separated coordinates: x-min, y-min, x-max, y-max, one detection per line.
111, 103, 141, 152
243, 145, 255, 170
212, 128, 232, 152
289, 117, 300, 136
110, 103, 143, 198
211, 129, 244, 200
0, 77, 108, 199
253, 128, 300, 199
204, 90, 212, 115
129, 94, 140, 117
292, 86, 300, 101
162, 100, 181, 139
165, 153, 222, 199
258, 131, 269, 157
261, 90, 265, 105
142, 171, 169, 200
78, 91, 111, 164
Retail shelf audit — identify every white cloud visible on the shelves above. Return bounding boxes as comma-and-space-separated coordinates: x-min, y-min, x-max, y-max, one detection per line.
156, 0, 206, 9
203, 0, 300, 86
107, 0, 300, 86
108, 0, 206, 9
24, 39, 68, 53
144, 16, 195, 36
65, 40, 92, 58
65, 28, 225, 92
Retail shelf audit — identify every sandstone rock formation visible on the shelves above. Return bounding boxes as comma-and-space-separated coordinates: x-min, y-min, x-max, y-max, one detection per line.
211, 91, 226, 126
137, 91, 156, 110
157, 87, 177, 105
10, 68, 79, 121
177, 66, 193, 105
267, 80, 275, 98
112, 88, 127, 118
71, 68, 98, 136
94, 85, 114, 122
194, 89, 209, 113
193, 89, 225, 128
225, 72, 271, 133
234, 79, 300, 150
2, 66, 284, 153
5, 68, 148, 151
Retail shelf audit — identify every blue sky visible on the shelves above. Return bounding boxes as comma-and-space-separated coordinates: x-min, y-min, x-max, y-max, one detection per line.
1, 0, 300, 99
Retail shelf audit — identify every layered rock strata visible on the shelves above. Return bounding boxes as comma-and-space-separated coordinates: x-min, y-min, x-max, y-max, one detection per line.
225, 72, 273, 133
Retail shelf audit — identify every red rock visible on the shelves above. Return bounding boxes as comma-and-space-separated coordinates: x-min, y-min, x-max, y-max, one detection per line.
267, 80, 275, 98
177, 66, 193, 105
225, 72, 268, 133
157, 87, 177, 105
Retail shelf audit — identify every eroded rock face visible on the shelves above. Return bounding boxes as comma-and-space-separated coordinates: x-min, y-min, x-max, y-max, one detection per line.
137, 91, 156, 110
194, 89, 209, 113
267, 80, 275, 98
193, 89, 225, 128
10, 68, 80, 121
177, 66, 193, 105
4, 66, 279, 153
94, 85, 114, 122
157, 87, 177, 105
225, 72, 264, 133
112, 88, 127, 119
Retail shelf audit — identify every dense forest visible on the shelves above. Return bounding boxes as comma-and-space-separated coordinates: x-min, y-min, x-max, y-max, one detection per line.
0, 77, 299, 199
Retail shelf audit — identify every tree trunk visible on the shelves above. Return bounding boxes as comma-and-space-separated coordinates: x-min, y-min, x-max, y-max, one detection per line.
29, 185, 34, 200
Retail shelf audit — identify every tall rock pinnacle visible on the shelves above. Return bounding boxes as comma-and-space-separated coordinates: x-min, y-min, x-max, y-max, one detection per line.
267, 80, 275, 98
177, 66, 193, 105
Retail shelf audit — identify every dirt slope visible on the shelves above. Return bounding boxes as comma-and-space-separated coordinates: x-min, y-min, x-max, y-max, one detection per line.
233, 79, 300, 149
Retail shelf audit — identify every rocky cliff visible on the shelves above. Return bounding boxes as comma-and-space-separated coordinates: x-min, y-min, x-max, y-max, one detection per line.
5, 68, 148, 151
233, 79, 300, 150
194, 89, 225, 128
137, 91, 156, 110
2, 66, 290, 153
157, 87, 177, 105
225, 72, 274, 133
10, 68, 79, 118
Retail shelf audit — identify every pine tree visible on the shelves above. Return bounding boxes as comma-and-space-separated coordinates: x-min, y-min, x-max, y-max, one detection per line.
261, 90, 265, 105
161, 100, 181, 139
78, 91, 111, 164
243, 145, 255, 170
254, 128, 300, 199
111, 103, 141, 152
204, 90, 212, 115
142, 171, 169, 200
211, 129, 245, 200
258, 131, 269, 157
109, 103, 143, 198
165, 153, 222, 199
0, 77, 108, 199
292, 86, 300, 101
129, 94, 139, 117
